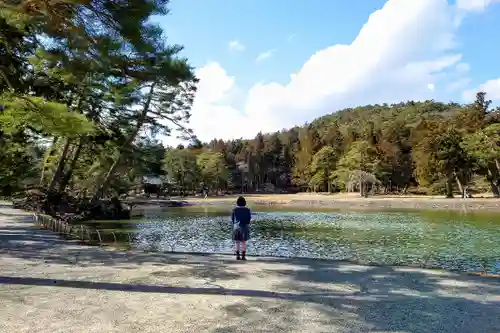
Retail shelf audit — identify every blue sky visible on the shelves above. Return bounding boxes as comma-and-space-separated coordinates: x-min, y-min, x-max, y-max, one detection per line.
154, 0, 500, 145
160, 0, 388, 88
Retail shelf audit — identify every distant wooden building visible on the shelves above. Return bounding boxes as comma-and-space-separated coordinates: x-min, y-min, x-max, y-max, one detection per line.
142, 175, 163, 186
141, 175, 163, 197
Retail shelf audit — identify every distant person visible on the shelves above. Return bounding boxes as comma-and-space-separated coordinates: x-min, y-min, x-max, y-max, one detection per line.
231, 196, 251, 260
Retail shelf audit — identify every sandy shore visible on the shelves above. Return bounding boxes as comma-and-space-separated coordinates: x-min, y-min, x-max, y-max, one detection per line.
0, 203, 499, 332
183, 193, 500, 212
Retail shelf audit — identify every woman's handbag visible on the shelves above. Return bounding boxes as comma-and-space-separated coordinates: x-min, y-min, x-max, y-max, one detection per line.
233, 221, 243, 239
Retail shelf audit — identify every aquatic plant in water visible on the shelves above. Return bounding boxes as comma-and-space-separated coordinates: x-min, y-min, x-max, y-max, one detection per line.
129, 210, 500, 274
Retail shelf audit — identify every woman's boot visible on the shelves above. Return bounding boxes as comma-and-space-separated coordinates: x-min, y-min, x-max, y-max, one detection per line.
241, 251, 246, 260
236, 251, 241, 260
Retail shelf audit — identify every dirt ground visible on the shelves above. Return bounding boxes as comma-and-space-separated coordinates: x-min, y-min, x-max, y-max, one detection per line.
184, 192, 500, 212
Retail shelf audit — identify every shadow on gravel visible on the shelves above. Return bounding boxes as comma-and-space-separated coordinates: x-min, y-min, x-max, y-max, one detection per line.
212, 260, 500, 333
0, 223, 246, 281
0, 211, 33, 218
258, 257, 500, 294
202, 257, 499, 332
214, 292, 500, 333
0, 202, 27, 215
249, 258, 500, 333
0, 271, 498, 333
1, 210, 500, 332
0, 275, 345, 300
0, 221, 228, 267
213, 300, 301, 333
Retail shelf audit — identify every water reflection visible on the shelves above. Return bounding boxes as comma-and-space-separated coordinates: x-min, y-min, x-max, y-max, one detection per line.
86, 207, 500, 274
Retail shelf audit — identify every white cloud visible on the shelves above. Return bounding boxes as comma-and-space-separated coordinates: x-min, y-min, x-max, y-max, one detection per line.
163, 0, 498, 146
456, 0, 500, 12
228, 39, 245, 52
287, 34, 296, 41
463, 78, 500, 101
255, 49, 275, 62
163, 63, 260, 146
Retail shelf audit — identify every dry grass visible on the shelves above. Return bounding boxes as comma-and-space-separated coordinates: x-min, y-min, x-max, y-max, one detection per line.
183, 192, 500, 212
186, 192, 498, 203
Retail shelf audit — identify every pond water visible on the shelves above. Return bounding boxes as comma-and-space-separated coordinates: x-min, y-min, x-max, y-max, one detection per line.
84, 205, 500, 274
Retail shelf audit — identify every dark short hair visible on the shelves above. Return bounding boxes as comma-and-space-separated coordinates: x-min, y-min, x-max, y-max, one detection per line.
236, 196, 246, 207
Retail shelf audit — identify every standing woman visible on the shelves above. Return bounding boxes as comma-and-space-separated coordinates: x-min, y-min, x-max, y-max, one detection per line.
231, 196, 251, 260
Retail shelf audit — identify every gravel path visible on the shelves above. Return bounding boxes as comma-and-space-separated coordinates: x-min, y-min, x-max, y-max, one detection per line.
0, 202, 499, 333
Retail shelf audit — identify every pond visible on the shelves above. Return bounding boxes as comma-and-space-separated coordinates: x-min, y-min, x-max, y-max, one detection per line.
83, 205, 500, 274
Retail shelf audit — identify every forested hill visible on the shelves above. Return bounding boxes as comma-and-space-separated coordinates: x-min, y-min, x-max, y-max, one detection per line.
167, 94, 500, 197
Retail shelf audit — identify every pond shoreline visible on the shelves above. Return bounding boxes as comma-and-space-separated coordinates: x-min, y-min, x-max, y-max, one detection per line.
2, 208, 500, 332
181, 193, 500, 212
4, 200, 499, 276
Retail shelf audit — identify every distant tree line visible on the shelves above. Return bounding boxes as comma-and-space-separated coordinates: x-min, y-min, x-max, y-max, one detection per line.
162, 93, 500, 198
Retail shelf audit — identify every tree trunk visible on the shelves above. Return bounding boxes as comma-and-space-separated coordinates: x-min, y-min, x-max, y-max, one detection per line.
91, 83, 156, 202
454, 173, 464, 198
45, 91, 86, 193
58, 137, 85, 192
39, 136, 59, 186
490, 179, 499, 197
487, 168, 500, 197
47, 137, 72, 194
241, 174, 244, 194
445, 176, 454, 198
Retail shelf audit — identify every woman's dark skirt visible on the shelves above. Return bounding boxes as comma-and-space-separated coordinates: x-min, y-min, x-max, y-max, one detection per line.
232, 225, 250, 241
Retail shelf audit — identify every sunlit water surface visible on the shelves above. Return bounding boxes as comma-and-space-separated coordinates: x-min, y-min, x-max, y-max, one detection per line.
84, 205, 500, 274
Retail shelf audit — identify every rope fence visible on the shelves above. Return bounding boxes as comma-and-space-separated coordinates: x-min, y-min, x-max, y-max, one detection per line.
33, 213, 134, 248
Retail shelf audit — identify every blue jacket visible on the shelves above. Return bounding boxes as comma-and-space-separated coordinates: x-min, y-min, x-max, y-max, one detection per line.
231, 206, 251, 227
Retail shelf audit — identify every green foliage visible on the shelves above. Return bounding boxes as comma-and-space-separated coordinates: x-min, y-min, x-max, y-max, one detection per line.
333, 141, 373, 188
0, 93, 95, 137
197, 151, 229, 190
435, 127, 470, 178
462, 124, 500, 168
163, 148, 199, 189
309, 145, 336, 191
0, 0, 197, 199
